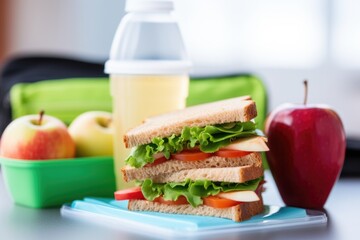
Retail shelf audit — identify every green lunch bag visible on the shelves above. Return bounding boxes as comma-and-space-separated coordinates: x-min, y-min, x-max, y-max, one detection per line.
9, 74, 267, 130
1, 57, 267, 133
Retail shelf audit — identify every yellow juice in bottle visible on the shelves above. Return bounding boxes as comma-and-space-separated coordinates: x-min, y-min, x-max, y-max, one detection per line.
111, 74, 189, 189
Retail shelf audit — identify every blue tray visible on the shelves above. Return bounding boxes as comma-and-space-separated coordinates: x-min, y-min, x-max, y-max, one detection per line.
61, 197, 327, 238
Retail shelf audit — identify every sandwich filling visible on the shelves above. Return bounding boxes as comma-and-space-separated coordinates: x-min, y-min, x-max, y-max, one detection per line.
115, 177, 264, 208
141, 177, 263, 207
126, 121, 263, 168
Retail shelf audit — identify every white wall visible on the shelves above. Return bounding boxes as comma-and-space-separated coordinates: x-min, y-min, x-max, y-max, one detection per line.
9, 0, 124, 60
7, 0, 360, 137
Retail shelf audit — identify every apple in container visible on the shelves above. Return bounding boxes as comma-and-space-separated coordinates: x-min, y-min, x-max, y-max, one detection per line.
0, 111, 75, 160
68, 111, 114, 157
265, 80, 346, 209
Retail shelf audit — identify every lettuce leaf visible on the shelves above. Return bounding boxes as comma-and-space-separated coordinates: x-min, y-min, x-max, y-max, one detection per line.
141, 177, 262, 207
126, 121, 259, 168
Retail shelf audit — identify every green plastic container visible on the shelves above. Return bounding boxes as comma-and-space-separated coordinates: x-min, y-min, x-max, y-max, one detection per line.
0, 157, 116, 208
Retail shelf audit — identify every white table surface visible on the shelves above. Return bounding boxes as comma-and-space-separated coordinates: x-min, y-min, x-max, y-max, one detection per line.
0, 169, 359, 240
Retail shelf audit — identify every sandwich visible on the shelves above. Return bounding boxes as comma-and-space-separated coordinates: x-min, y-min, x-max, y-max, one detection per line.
114, 96, 269, 222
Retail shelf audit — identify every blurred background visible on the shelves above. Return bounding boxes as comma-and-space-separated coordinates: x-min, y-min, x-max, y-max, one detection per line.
0, 0, 359, 137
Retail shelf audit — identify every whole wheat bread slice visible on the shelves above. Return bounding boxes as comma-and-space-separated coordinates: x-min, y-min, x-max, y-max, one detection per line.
124, 96, 257, 148
122, 152, 262, 182
150, 165, 263, 183
128, 197, 264, 222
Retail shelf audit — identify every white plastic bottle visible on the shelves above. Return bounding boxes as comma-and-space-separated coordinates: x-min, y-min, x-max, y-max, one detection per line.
105, 0, 191, 189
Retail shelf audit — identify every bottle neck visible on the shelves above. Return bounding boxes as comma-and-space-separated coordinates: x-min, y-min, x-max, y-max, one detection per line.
125, 11, 175, 23
125, 0, 174, 13
127, 10, 171, 14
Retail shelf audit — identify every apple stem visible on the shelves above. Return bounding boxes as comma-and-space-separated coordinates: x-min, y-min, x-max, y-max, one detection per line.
303, 80, 308, 105
38, 110, 45, 125
107, 118, 112, 127
103, 118, 112, 128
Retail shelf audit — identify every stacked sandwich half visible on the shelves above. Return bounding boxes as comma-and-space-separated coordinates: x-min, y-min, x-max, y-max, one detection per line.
115, 96, 269, 222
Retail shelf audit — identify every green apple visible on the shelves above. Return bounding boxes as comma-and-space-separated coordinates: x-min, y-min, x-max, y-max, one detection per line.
68, 111, 114, 157
0, 112, 75, 160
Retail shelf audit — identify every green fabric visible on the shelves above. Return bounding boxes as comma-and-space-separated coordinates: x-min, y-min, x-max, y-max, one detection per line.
187, 75, 267, 130
10, 78, 112, 125
10, 75, 267, 129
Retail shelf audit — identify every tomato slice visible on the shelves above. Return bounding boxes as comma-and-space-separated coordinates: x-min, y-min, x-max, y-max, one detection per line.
154, 196, 188, 205
171, 150, 212, 161
145, 148, 251, 165
214, 149, 252, 158
114, 187, 145, 200
203, 196, 240, 208
145, 157, 168, 167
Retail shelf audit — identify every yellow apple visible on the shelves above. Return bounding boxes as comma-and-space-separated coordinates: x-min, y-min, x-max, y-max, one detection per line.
0, 112, 75, 160
68, 111, 113, 157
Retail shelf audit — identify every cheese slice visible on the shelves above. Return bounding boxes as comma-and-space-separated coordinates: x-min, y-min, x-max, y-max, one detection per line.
224, 136, 269, 152
218, 191, 260, 202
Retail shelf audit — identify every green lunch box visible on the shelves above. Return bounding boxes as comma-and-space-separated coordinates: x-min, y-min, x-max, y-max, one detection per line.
0, 156, 116, 208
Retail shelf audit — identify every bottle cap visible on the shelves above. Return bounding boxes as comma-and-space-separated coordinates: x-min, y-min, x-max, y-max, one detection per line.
125, 0, 174, 13
105, 60, 191, 75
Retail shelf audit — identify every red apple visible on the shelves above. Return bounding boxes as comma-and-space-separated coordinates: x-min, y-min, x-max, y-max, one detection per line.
0, 111, 75, 160
265, 81, 346, 209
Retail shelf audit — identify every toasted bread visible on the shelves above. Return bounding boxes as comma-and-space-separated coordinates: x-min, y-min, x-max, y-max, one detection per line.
124, 96, 257, 148
122, 152, 262, 182
128, 196, 264, 222
150, 165, 263, 184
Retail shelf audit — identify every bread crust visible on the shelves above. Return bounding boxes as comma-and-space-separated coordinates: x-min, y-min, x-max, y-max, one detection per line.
124, 96, 257, 148
128, 197, 264, 222
122, 152, 263, 182
150, 165, 264, 183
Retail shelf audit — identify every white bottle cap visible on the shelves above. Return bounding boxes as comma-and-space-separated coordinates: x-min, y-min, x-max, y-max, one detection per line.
125, 0, 174, 13
105, 60, 191, 75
